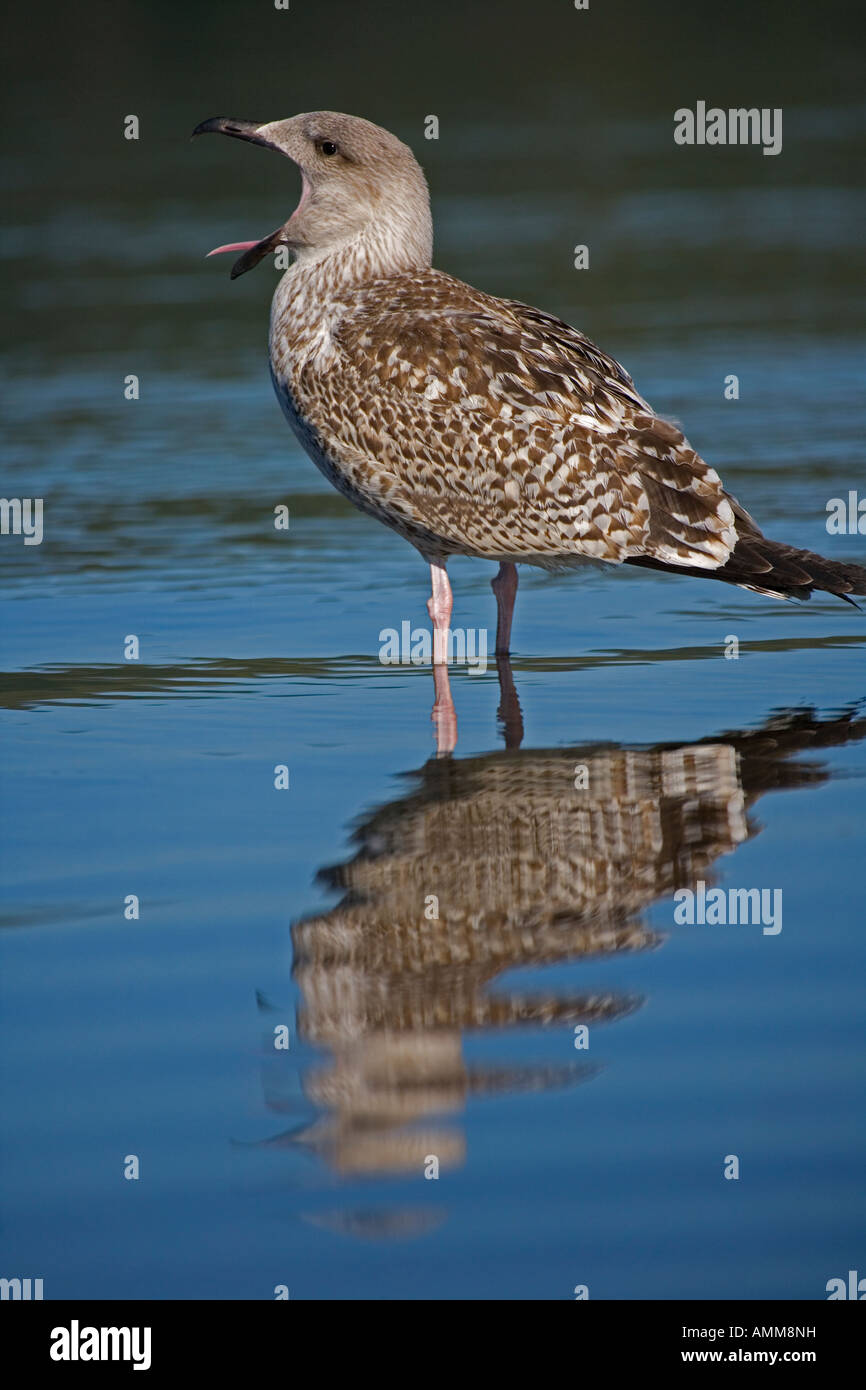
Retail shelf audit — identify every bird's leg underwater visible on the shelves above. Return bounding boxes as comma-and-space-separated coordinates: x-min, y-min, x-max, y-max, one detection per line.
431, 663, 458, 755
495, 654, 524, 750
426, 562, 457, 754
491, 562, 518, 655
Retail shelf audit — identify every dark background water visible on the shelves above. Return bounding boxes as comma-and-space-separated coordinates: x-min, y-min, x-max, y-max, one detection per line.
2, 0, 865, 1299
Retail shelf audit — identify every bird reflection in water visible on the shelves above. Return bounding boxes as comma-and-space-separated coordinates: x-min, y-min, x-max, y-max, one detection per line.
252, 673, 863, 1221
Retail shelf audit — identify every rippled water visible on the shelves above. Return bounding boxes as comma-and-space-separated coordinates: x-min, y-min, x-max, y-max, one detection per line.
2, 0, 865, 1299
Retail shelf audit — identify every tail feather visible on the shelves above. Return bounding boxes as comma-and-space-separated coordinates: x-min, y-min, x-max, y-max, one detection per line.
628, 535, 866, 605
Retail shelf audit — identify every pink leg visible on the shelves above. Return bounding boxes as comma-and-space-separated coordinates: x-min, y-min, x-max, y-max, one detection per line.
426, 562, 457, 753
491, 562, 518, 655
426, 562, 453, 666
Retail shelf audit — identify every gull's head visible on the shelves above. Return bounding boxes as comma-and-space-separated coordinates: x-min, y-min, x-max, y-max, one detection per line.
193, 110, 433, 279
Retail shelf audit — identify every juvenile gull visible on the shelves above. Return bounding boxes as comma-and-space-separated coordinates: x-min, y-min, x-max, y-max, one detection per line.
193, 112, 866, 667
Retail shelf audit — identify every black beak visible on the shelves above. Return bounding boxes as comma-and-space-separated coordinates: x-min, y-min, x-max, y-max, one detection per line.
191, 117, 279, 152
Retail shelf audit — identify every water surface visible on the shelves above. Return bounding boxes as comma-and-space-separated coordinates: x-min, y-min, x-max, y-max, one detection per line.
2, 0, 865, 1300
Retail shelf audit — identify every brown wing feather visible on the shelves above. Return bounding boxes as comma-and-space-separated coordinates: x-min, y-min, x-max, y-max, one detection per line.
318, 269, 740, 567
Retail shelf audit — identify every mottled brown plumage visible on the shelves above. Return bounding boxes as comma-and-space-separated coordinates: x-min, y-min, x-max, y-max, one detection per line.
275, 269, 742, 572
195, 110, 866, 636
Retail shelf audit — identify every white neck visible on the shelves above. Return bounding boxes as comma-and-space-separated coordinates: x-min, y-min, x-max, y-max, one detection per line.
287, 209, 433, 292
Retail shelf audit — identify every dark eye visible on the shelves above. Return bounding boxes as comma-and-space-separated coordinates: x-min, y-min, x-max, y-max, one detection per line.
319, 139, 338, 156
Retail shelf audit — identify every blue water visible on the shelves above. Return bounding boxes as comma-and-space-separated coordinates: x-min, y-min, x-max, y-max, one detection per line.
2, 0, 865, 1300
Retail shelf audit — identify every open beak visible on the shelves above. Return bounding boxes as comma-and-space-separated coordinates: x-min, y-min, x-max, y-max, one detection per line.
204, 228, 285, 280
192, 116, 288, 279
192, 116, 279, 151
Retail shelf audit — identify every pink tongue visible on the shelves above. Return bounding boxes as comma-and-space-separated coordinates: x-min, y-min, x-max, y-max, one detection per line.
206, 240, 261, 257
